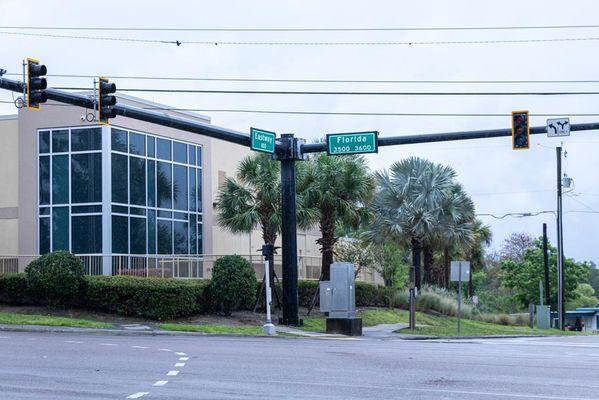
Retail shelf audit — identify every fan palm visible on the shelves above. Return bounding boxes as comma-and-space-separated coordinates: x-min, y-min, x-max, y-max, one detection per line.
465, 219, 492, 295
301, 153, 375, 280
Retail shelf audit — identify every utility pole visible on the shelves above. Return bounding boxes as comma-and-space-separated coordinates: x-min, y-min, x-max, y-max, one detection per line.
556, 146, 565, 330
542, 223, 550, 307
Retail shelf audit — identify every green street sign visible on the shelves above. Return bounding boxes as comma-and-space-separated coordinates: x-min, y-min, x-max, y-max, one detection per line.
250, 127, 276, 154
326, 131, 378, 155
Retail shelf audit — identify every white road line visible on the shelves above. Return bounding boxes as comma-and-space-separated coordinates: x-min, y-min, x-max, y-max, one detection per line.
174, 363, 185, 367
159, 348, 172, 352
64, 340, 83, 344
131, 346, 148, 349
175, 352, 186, 356
166, 370, 179, 376
100, 343, 117, 346
126, 392, 149, 399
179, 357, 189, 361
153, 380, 168, 386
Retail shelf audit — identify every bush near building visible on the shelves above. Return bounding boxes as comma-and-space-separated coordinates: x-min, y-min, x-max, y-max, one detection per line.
25, 251, 85, 306
209, 255, 257, 316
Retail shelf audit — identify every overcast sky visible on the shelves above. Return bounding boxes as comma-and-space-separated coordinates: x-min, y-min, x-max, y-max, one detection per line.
2, 0, 599, 264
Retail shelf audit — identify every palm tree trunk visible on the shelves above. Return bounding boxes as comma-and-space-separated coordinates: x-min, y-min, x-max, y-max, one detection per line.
411, 238, 422, 291
319, 209, 337, 281
443, 246, 450, 289
422, 243, 434, 286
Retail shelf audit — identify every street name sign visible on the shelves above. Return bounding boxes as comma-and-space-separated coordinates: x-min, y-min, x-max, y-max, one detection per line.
250, 127, 276, 154
546, 118, 570, 137
326, 131, 378, 155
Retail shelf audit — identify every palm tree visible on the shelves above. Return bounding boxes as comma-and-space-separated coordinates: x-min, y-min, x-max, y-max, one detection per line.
216, 153, 314, 304
302, 153, 375, 280
465, 219, 492, 296
368, 157, 457, 290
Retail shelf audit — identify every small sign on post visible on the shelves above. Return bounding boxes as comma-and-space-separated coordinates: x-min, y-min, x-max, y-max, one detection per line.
250, 127, 276, 154
326, 131, 378, 155
450, 261, 470, 334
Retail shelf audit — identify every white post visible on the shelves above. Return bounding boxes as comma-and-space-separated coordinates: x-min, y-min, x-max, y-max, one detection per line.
457, 262, 462, 334
263, 258, 276, 335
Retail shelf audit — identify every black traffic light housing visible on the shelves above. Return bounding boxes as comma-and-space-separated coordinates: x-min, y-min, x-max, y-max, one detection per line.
26, 58, 47, 110
512, 110, 530, 150
97, 76, 117, 124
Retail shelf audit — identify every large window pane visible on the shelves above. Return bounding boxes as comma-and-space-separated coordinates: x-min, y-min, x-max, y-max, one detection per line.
111, 128, 128, 152
147, 209, 156, 254
39, 156, 50, 205
197, 170, 202, 211
190, 214, 197, 254
71, 153, 102, 203
173, 165, 188, 211
52, 130, 69, 153
39, 217, 50, 254
198, 223, 203, 254
39, 131, 50, 154
188, 145, 196, 165
130, 217, 146, 254
111, 154, 128, 203
189, 168, 196, 212
129, 132, 145, 156
174, 221, 188, 254
173, 142, 187, 164
147, 160, 155, 207
71, 128, 101, 151
129, 157, 146, 206
157, 161, 172, 209
196, 146, 202, 166
52, 155, 69, 204
52, 207, 69, 251
72, 215, 102, 254
147, 136, 155, 158
157, 220, 172, 254
112, 215, 128, 253
157, 138, 171, 160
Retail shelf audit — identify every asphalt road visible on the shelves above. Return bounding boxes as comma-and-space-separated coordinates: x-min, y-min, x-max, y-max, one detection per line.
1, 332, 599, 400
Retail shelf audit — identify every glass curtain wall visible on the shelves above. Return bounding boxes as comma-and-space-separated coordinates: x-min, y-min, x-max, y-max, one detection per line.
38, 127, 103, 255
110, 128, 203, 258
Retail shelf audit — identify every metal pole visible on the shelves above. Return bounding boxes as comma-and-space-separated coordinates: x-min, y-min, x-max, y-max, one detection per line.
263, 250, 276, 336
280, 134, 300, 326
457, 262, 462, 334
409, 287, 416, 331
556, 146, 565, 330
542, 223, 550, 307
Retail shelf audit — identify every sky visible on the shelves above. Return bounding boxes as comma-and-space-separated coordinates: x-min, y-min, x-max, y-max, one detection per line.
1, 0, 599, 264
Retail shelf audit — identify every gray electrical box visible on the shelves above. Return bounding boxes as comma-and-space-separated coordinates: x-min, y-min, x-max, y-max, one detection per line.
537, 305, 551, 330
329, 262, 356, 318
319, 281, 331, 313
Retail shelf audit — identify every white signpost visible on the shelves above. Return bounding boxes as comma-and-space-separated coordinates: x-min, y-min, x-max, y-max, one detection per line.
546, 118, 570, 137
262, 257, 276, 336
450, 261, 470, 334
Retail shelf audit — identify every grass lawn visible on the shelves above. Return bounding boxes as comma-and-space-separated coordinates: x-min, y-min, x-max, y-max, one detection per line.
300, 308, 577, 337
159, 323, 299, 337
0, 312, 112, 329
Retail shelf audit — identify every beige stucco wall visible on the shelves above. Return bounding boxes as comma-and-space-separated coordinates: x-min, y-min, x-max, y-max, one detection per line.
0, 116, 19, 254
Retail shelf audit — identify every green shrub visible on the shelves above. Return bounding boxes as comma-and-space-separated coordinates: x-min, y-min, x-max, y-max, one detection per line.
0, 273, 29, 305
209, 255, 257, 316
25, 251, 85, 306
85, 276, 208, 320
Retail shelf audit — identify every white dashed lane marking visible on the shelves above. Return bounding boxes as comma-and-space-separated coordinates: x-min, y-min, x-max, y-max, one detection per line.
126, 392, 149, 399
153, 381, 168, 386
175, 352, 186, 356
100, 343, 117, 346
131, 346, 148, 349
174, 363, 185, 367
64, 340, 83, 344
159, 348, 172, 352
179, 357, 189, 361
166, 370, 180, 376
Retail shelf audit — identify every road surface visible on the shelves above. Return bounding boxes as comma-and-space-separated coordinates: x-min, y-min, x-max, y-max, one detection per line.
1, 332, 598, 399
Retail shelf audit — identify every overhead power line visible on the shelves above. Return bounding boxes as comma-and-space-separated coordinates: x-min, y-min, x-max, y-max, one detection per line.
8, 72, 599, 85
52, 86, 599, 96
3, 30, 599, 46
3, 24, 599, 32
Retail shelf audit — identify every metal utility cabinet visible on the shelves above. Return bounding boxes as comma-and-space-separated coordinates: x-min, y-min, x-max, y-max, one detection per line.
320, 262, 362, 336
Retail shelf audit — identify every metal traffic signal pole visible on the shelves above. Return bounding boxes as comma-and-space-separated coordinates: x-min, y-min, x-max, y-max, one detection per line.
556, 146, 565, 330
2, 69, 599, 327
542, 223, 551, 307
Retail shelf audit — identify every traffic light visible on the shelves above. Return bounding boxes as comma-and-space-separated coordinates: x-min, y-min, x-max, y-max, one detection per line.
25, 58, 47, 110
512, 110, 530, 150
97, 77, 117, 124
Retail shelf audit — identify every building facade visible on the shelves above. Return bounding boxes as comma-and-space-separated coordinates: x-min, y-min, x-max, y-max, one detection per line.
0, 95, 382, 284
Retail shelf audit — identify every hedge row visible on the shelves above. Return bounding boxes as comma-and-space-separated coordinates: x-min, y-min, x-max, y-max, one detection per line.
0, 273, 390, 320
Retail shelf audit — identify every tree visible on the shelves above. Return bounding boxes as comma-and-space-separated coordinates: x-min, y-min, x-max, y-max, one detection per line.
373, 242, 409, 288
368, 157, 462, 290
566, 283, 598, 310
500, 232, 534, 262
464, 219, 492, 296
588, 262, 599, 294
302, 153, 375, 280
215, 153, 314, 299
334, 238, 376, 278
500, 239, 591, 310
